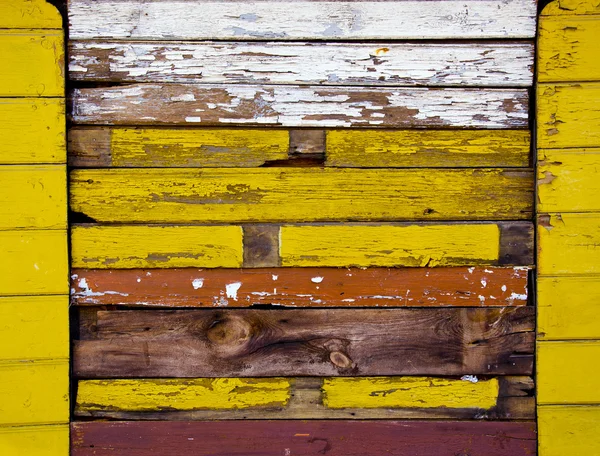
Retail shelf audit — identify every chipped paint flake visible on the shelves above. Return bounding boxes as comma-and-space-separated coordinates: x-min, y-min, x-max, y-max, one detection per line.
192, 278, 204, 289
225, 282, 242, 300
311, 276, 324, 283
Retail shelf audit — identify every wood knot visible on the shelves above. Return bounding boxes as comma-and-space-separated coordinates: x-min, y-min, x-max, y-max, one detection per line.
329, 351, 352, 368
206, 316, 251, 348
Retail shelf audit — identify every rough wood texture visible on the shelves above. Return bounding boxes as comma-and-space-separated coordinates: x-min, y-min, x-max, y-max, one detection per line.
69, 168, 534, 223
70, 84, 530, 128
70, 420, 537, 456
542, 0, 600, 15
538, 276, 600, 340
71, 225, 243, 269
326, 130, 531, 168
539, 405, 600, 456
69, 41, 534, 87
69, 267, 530, 308
75, 376, 534, 420
73, 307, 534, 377
538, 213, 600, 274
0, 425, 69, 456
538, 83, 600, 148
243, 226, 281, 268
0, 0, 62, 28
0, 98, 65, 164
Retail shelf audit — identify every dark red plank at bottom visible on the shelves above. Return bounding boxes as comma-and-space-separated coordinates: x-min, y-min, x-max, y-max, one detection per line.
71, 421, 536, 456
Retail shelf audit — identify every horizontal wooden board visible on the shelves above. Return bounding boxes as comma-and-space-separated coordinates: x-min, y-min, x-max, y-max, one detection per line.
538, 83, 600, 149
74, 307, 534, 377
69, 41, 534, 87
538, 149, 600, 212
539, 15, 600, 82
71, 420, 537, 456
542, 0, 600, 15
71, 225, 243, 269
0, 295, 69, 361
70, 267, 530, 307
326, 130, 531, 168
538, 276, 600, 340
70, 168, 534, 223
0, 425, 69, 456
70, 84, 530, 128
0, 98, 65, 164
0, 30, 63, 97
68, 127, 290, 167
0, 165, 66, 229
0, 361, 69, 426
538, 341, 600, 404
75, 376, 534, 421
0, 0, 62, 29
538, 213, 600, 274
0, 230, 68, 295
539, 405, 600, 456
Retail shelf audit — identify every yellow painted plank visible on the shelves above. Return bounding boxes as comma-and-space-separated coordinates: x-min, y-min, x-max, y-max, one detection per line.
0, 230, 68, 295
0, 98, 65, 164
111, 128, 289, 167
538, 15, 600, 82
538, 341, 600, 404
323, 377, 498, 409
78, 378, 290, 412
0, 30, 63, 97
538, 213, 600, 275
0, 296, 68, 361
0, 361, 69, 426
280, 224, 499, 267
326, 130, 531, 168
539, 406, 600, 456
538, 83, 600, 149
538, 276, 600, 340
70, 168, 533, 223
71, 225, 243, 268
538, 149, 600, 212
0, 0, 62, 29
0, 165, 66, 229
542, 0, 600, 15
0, 425, 69, 456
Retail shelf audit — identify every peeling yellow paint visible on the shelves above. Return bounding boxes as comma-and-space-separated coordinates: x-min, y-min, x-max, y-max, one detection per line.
0, 0, 62, 29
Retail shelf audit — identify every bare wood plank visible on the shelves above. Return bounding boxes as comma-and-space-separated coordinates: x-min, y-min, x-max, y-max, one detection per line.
69, 41, 534, 87
70, 85, 530, 128
69, 168, 534, 223
68, 0, 538, 40
73, 307, 534, 377
243, 226, 280, 268
70, 267, 530, 308
71, 421, 537, 456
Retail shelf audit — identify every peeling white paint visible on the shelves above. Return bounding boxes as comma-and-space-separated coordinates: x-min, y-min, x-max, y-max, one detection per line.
185, 116, 202, 122
501, 285, 507, 292
75, 277, 129, 298
468, 267, 475, 274
481, 279, 487, 288
225, 282, 242, 300
192, 278, 204, 289
478, 295, 486, 303
461, 375, 479, 383
510, 292, 528, 300
272, 274, 278, 281
311, 276, 324, 283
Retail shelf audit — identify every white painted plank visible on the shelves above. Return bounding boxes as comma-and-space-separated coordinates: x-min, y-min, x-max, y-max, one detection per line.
69, 41, 534, 87
68, 0, 537, 40
70, 84, 529, 128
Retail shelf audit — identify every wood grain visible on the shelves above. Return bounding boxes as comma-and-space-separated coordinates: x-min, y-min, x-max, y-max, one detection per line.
69, 41, 534, 87
539, 405, 600, 456
70, 267, 530, 308
0, 425, 69, 456
0, 0, 62, 29
69, 168, 534, 223
70, 84, 530, 128
73, 307, 534, 377
70, 420, 537, 456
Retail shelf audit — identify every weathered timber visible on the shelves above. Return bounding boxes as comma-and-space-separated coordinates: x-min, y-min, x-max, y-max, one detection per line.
68, 41, 534, 87
0, 425, 69, 456
71, 225, 243, 269
542, 0, 600, 15
73, 307, 534, 377
326, 130, 531, 168
243, 226, 281, 268
68, 0, 537, 40
0, 0, 62, 29
539, 405, 600, 456
74, 376, 533, 420
70, 420, 537, 456
70, 267, 530, 307
70, 84, 530, 128
69, 168, 534, 223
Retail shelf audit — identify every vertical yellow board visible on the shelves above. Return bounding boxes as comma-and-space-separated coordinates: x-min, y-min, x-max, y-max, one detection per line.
537, 341, 600, 404
0, 165, 67, 229
0, 30, 64, 97
0, 98, 65, 164
539, 405, 600, 456
538, 276, 600, 340
538, 213, 600, 275
0, 362, 69, 426
0, 425, 69, 456
0, 296, 69, 361
71, 225, 244, 268
280, 224, 499, 267
0, 230, 68, 295
0, 0, 62, 29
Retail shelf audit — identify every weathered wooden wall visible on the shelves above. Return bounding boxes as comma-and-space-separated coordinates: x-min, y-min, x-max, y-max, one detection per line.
537, 1, 600, 454
0, 1, 69, 454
